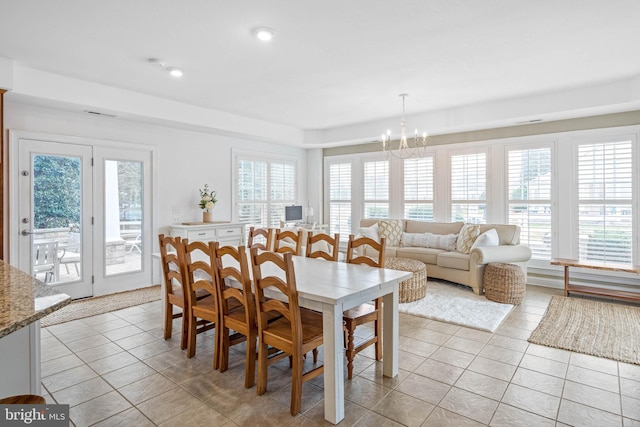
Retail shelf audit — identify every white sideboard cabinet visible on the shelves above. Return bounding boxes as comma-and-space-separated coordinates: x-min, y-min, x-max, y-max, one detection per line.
169, 222, 245, 246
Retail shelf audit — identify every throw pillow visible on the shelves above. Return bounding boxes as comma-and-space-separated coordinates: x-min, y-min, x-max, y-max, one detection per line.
378, 220, 403, 246
425, 233, 458, 251
471, 228, 500, 249
456, 224, 481, 254
357, 223, 380, 242
400, 232, 428, 247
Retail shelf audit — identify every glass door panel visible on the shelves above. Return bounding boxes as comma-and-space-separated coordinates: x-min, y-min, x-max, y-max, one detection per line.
105, 160, 143, 276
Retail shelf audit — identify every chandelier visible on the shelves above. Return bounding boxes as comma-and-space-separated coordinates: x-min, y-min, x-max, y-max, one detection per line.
381, 94, 428, 159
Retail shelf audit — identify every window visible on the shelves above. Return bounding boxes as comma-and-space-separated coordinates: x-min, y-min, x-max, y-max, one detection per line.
507, 147, 552, 260
403, 157, 434, 221
451, 152, 486, 223
577, 141, 633, 263
328, 162, 352, 237
237, 157, 296, 228
363, 160, 389, 219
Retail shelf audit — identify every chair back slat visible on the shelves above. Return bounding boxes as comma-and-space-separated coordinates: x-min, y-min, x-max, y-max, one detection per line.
248, 227, 273, 251
346, 235, 386, 268
274, 229, 303, 256
305, 232, 340, 261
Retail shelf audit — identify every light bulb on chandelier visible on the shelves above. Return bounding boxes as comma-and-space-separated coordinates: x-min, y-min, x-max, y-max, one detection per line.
381, 94, 428, 159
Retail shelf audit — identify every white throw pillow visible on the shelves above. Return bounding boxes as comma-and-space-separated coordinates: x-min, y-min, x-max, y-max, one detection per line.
357, 223, 380, 242
471, 228, 500, 249
400, 232, 428, 247
425, 233, 458, 251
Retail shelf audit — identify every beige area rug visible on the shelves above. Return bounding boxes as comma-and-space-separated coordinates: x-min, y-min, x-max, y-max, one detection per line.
398, 280, 514, 332
528, 296, 640, 365
40, 285, 161, 327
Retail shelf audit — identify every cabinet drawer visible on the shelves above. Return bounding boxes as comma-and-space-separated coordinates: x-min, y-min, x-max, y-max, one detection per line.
186, 229, 217, 241
216, 227, 243, 238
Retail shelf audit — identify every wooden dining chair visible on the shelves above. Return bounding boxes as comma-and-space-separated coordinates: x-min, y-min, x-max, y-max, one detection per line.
182, 240, 218, 362
250, 248, 324, 415
248, 227, 273, 251
305, 231, 340, 261
159, 234, 191, 349
212, 243, 256, 387
274, 228, 303, 256
343, 234, 386, 379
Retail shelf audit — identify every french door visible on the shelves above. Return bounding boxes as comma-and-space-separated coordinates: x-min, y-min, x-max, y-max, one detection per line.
11, 132, 153, 299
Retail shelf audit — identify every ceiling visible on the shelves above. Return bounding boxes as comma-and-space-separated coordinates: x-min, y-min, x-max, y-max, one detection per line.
1, 0, 640, 144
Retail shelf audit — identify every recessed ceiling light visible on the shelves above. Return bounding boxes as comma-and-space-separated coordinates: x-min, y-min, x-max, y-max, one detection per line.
254, 27, 274, 42
167, 67, 184, 78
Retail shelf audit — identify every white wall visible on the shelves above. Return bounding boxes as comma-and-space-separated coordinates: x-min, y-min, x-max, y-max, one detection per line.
4, 100, 311, 248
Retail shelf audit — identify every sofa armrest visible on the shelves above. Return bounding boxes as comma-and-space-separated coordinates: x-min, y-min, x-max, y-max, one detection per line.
470, 245, 532, 265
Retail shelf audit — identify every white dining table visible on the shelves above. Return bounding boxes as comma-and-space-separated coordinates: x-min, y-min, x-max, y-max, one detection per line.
248, 255, 411, 424
155, 250, 412, 424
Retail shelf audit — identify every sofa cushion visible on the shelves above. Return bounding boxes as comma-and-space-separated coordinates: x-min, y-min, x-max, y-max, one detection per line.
437, 251, 470, 271
456, 224, 481, 254
395, 247, 444, 265
471, 228, 499, 249
378, 219, 403, 246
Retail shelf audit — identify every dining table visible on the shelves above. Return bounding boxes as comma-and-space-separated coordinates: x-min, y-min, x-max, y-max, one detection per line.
155, 249, 412, 424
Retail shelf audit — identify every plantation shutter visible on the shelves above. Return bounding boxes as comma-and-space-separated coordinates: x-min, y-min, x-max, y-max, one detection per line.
403, 157, 434, 221
450, 152, 486, 223
328, 162, 352, 238
577, 141, 633, 263
363, 160, 389, 219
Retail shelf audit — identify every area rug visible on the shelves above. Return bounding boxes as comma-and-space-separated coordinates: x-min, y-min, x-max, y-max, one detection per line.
40, 285, 161, 327
399, 280, 514, 332
528, 296, 640, 365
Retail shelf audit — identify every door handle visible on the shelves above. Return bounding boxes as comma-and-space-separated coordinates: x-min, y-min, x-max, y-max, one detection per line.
21, 229, 38, 236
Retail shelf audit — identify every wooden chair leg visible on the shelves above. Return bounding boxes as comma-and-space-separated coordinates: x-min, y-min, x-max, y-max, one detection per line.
245, 335, 257, 388
346, 321, 355, 379
213, 322, 222, 372
375, 315, 383, 361
257, 341, 269, 395
163, 301, 173, 340
180, 310, 189, 350
290, 356, 303, 415
186, 315, 197, 358
312, 348, 318, 364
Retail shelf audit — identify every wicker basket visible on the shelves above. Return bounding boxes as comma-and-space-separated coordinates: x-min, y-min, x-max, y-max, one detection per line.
385, 257, 428, 303
484, 262, 525, 304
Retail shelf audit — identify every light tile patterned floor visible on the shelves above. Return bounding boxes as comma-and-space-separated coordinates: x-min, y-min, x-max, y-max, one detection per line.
39, 285, 640, 426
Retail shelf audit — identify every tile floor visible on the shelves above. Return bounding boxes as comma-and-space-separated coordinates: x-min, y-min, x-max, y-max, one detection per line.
40, 285, 640, 426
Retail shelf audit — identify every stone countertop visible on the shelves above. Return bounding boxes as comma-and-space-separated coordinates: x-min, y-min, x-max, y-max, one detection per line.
0, 260, 71, 338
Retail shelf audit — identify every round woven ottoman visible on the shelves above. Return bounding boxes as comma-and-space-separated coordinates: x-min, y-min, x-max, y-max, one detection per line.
484, 262, 525, 304
384, 256, 428, 303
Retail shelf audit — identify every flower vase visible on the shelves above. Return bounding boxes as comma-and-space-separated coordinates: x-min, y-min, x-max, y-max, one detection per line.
203, 210, 213, 223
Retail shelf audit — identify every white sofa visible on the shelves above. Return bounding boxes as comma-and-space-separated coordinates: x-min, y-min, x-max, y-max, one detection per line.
360, 219, 532, 295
